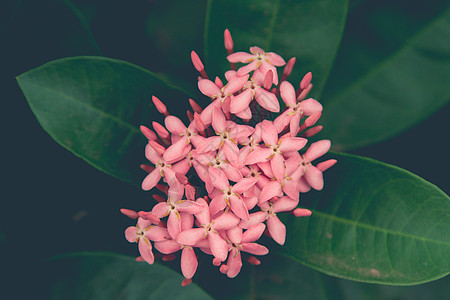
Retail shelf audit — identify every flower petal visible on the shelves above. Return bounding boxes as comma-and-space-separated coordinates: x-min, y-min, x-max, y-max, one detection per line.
242, 223, 266, 243
259, 180, 282, 203
265, 52, 286, 66
138, 237, 155, 264
146, 226, 170, 242
242, 243, 269, 256
125, 226, 138, 243
300, 98, 323, 115
232, 177, 258, 194
230, 88, 253, 114
164, 115, 186, 135
227, 52, 254, 63
154, 239, 180, 254
255, 88, 280, 112
208, 232, 228, 262
209, 166, 230, 191
176, 228, 206, 246
229, 195, 249, 220
167, 211, 182, 239
279, 137, 308, 153
141, 168, 161, 191
181, 247, 198, 279
226, 248, 242, 278
198, 79, 220, 98
304, 140, 331, 162
270, 154, 285, 183
224, 74, 249, 94
213, 212, 240, 231
212, 107, 226, 133
244, 147, 272, 165
267, 216, 286, 245
304, 165, 324, 190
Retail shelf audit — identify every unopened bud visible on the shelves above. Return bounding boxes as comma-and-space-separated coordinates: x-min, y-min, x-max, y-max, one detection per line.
181, 278, 192, 286
152, 194, 166, 203
120, 208, 138, 219
302, 125, 322, 138
152, 121, 170, 139
317, 159, 337, 172
189, 99, 203, 113
219, 264, 229, 274
293, 208, 312, 217
282, 57, 296, 78
300, 72, 312, 90
152, 96, 169, 116
140, 125, 157, 141
224, 29, 234, 53
140, 164, 154, 173
247, 256, 261, 265
191, 50, 204, 72
162, 254, 177, 262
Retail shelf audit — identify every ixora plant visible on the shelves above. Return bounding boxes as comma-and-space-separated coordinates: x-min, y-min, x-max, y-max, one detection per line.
14, 2, 449, 297
121, 30, 337, 285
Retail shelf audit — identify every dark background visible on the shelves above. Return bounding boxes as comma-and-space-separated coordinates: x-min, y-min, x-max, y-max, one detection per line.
1, 0, 448, 298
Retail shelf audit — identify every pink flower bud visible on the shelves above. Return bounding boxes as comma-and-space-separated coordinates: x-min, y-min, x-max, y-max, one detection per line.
120, 208, 139, 219
224, 28, 234, 53
191, 50, 204, 72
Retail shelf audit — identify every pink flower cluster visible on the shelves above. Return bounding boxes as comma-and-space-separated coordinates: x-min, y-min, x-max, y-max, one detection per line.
122, 29, 336, 286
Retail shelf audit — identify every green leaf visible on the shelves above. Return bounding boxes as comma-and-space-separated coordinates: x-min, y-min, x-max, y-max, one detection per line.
320, 3, 450, 150
47, 252, 213, 300
278, 152, 450, 285
204, 0, 349, 97
17, 56, 189, 185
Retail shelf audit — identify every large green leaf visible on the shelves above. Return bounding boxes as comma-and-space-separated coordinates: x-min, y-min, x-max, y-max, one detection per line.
278, 152, 450, 285
320, 3, 450, 150
47, 252, 213, 299
17, 56, 189, 185
204, 0, 348, 97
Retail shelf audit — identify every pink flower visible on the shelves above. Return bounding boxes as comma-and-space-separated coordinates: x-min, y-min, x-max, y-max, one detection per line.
152, 181, 204, 239
163, 115, 205, 163
245, 120, 307, 182
141, 143, 177, 191
230, 70, 280, 115
125, 217, 170, 264
222, 224, 269, 278
227, 46, 286, 84
125, 29, 335, 282
274, 81, 323, 136
177, 200, 240, 262
298, 140, 331, 191
196, 107, 253, 165
198, 74, 249, 125
208, 177, 258, 220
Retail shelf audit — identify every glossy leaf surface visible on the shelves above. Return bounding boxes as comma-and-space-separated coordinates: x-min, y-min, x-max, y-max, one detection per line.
17, 56, 189, 185
321, 3, 450, 150
204, 0, 348, 97
48, 252, 213, 300
278, 152, 450, 285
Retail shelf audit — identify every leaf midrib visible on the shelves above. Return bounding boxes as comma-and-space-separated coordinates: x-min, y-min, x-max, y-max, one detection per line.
310, 209, 450, 247
21, 78, 140, 134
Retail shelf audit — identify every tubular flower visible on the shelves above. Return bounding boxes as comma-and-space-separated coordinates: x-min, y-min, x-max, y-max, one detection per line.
122, 28, 335, 285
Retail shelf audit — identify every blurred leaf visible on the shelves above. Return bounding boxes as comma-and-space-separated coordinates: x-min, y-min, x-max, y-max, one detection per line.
195, 250, 449, 300
17, 56, 189, 186
321, 2, 450, 150
278, 152, 450, 285
48, 252, 213, 300
146, 0, 206, 69
204, 0, 348, 97
336, 273, 450, 300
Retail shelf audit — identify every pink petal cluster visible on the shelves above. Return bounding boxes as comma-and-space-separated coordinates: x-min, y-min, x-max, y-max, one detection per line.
122, 29, 336, 285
